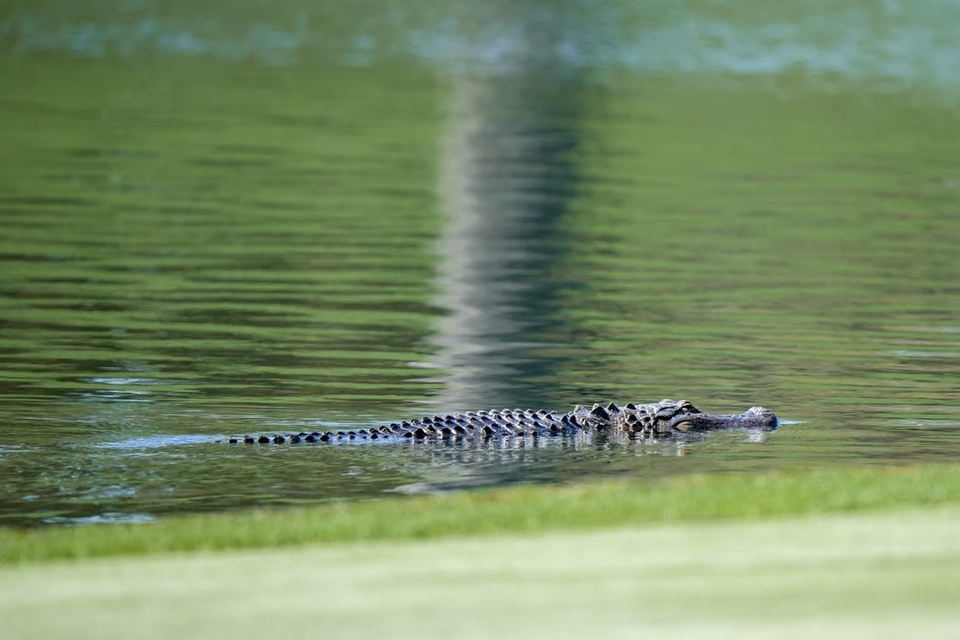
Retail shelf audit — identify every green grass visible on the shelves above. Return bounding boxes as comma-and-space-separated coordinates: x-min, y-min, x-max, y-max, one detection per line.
2, 506, 959, 639
3, 465, 960, 639
2, 463, 958, 564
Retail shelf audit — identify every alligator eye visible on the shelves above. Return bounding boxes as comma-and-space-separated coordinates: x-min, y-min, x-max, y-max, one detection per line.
677, 400, 701, 414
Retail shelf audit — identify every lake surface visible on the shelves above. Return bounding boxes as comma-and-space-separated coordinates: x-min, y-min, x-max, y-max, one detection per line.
1, 1, 959, 526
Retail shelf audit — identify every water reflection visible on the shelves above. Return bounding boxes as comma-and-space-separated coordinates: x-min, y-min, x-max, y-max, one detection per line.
42, 512, 156, 526
4, 2, 960, 93
430, 44, 588, 409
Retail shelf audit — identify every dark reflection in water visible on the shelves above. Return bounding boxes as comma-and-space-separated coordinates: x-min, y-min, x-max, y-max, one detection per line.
428, 72, 587, 410
1, 3, 960, 527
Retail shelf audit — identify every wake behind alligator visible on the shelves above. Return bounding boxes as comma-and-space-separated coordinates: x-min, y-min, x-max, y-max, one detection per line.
229, 399, 777, 445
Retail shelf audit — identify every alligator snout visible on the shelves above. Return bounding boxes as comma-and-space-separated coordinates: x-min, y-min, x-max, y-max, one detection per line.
667, 406, 778, 432
745, 406, 778, 429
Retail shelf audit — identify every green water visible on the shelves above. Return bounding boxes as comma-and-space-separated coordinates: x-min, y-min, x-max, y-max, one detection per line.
1, 2, 959, 526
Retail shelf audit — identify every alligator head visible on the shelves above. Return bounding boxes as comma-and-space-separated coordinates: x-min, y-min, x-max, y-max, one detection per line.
574, 399, 778, 436
661, 402, 778, 433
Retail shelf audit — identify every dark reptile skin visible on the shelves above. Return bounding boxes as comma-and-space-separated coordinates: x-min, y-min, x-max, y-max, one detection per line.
227, 399, 778, 444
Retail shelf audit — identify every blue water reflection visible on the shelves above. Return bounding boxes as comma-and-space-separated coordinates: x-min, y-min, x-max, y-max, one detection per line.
3, 1, 959, 91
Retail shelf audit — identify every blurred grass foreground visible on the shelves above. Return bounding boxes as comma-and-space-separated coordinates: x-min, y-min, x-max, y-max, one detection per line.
2, 465, 960, 639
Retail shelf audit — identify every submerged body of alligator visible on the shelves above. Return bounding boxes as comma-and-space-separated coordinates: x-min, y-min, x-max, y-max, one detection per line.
229, 399, 777, 445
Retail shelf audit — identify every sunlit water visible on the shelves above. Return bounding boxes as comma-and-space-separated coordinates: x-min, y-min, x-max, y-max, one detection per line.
1, 1, 958, 526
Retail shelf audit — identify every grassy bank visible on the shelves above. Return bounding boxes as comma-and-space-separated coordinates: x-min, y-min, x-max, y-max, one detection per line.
3, 465, 959, 639
2, 463, 958, 564
2, 505, 959, 639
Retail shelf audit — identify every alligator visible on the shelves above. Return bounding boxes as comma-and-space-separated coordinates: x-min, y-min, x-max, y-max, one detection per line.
228, 399, 777, 445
